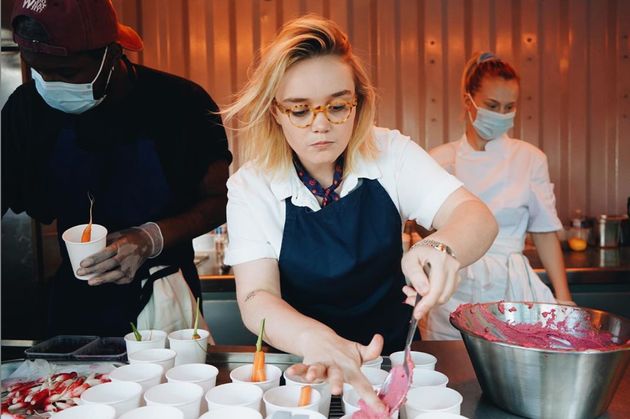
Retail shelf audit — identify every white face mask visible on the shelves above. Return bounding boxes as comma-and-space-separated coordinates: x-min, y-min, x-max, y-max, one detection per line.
31, 46, 114, 114
467, 93, 515, 141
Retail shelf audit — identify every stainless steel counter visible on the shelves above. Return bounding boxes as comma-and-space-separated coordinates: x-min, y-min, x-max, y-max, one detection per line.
525, 247, 630, 284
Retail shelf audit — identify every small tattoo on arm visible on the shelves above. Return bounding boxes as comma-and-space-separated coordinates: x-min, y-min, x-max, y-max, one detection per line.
244, 289, 262, 303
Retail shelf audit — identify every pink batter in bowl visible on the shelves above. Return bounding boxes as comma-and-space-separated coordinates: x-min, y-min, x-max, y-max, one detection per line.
450, 301, 630, 419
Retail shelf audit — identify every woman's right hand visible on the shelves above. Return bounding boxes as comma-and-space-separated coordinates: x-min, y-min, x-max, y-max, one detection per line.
285, 330, 387, 415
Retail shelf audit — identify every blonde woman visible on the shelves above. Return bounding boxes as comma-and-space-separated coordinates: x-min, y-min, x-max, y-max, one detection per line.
223, 16, 497, 412
424, 52, 573, 340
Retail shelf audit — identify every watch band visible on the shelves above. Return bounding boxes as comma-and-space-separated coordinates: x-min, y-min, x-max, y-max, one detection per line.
411, 239, 457, 259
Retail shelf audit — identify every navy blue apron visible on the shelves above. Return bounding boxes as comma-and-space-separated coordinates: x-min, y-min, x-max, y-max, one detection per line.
278, 178, 413, 354
45, 119, 194, 337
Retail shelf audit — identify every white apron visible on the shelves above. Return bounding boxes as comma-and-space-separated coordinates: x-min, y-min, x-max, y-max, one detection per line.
137, 265, 214, 342
420, 235, 555, 340
422, 135, 561, 340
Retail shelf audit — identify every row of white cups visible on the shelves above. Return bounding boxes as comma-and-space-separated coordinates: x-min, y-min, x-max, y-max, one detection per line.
50, 329, 467, 419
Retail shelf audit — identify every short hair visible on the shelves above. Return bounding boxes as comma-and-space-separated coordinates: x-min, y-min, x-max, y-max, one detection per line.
222, 15, 378, 174
461, 51, 520, 99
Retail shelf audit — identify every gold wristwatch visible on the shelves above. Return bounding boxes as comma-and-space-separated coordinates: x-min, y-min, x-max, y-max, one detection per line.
411, 239, 457, 259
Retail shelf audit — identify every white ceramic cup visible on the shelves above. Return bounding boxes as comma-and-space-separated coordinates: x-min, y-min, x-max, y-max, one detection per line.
51, 404, 116, 419
118, 405, 185, 419
167, 329, 209, 365
262, 385, 321, 417
165, 363, 219, 393
109, 363, 164, 393
410, 368, 449, 388
128, 348, 177, 373
342, 388, 398, 419
62, 224, 107, 280
124, 330, 167, 354
205, 382, 263, 412
230, 364, 282, 392
283, 370, 331, 417
343, 367, 389, 394
389, 351, 437, 370
404, 387, 463, 418
413, 413, 469, 419
144, 382, 204, 419
80, 381, 143, 417
362, 356, 384, 369
199, 406, 262, 419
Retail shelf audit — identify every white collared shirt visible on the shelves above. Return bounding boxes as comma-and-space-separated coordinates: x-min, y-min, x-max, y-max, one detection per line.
429, 134, 562, 242
225, 127, 463, 266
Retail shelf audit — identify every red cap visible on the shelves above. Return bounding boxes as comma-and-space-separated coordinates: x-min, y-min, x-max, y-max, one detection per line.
11, 0, 143, 56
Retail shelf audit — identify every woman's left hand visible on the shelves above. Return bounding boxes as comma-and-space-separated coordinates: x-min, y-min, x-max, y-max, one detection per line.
401, 243, 461, 319
285, 332, 387, 415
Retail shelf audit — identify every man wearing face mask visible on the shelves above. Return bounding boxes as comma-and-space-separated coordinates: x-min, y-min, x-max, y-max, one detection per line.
421, 52, 573, 340
2, 0, 231, 337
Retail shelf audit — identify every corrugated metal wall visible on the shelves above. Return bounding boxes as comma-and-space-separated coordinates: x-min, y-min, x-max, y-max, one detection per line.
112, 0, 630, 222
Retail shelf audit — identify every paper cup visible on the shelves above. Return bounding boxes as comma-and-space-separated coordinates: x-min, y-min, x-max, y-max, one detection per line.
262, 385, 321, 416
51, 404, 116, 419
404, 387, 463, 418
230, 364, 282, 392
199, 406, 262, 419
343, 367, 389, 394
62, 224, 107, 280
109, 363, 164, 393
410, 368, 449, 388
144, 382, 203, 419
362, 356, 384, 369
265, 410, 327, 418
128, 348, 177, 373
205, 382, 263, 412
284, 370, 331, 417
80, 381, 143, 417
167, 329, 209, 365
166, 363, 218, 393
118, 405, 185, 419
389, 351, 437, 370
342, 388, 398, 419
124, 330, 167, 354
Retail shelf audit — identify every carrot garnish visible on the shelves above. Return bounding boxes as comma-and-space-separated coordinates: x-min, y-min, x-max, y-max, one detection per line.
298, 385, 312, 407
192, 297, 201, 339
80, 192, 95, 243
251, 318, 266, 382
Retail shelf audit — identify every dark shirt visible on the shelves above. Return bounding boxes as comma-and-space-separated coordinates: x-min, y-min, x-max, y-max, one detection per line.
1, 60, 231, 336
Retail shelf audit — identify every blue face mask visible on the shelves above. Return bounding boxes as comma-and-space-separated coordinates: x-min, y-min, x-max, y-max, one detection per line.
467, 93, 515, 141
31, 46, 114, 114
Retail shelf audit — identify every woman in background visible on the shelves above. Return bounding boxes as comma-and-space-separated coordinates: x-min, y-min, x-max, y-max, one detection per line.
423, 52, 573, 340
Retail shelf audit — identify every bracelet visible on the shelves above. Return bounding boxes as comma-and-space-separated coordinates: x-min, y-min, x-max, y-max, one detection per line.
411, 239, 457, 260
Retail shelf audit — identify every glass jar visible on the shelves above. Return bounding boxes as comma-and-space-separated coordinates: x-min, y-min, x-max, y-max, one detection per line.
567, 226, 589, 251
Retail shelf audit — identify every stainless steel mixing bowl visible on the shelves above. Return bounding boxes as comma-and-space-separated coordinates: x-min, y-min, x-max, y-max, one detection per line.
450, 302, 630, 419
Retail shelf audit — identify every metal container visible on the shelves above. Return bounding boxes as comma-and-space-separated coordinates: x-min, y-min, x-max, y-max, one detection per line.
450, 302, 630, 419
594, 215, 624, 248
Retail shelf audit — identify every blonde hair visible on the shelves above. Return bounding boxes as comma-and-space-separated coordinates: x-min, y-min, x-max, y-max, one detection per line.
222, 15, 378, 174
